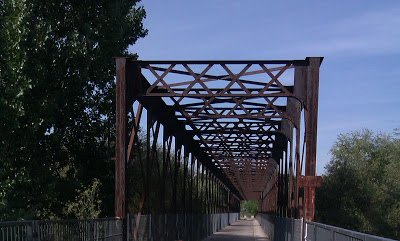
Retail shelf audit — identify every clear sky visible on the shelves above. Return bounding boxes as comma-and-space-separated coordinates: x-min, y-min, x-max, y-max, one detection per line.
129, 0, 400, 175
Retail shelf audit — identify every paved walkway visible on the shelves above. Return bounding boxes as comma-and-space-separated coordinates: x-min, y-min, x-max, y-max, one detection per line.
202, 219, 270, 241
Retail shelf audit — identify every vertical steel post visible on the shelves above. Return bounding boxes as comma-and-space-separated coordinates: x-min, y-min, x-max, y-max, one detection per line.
190, 154, 194, 215
284, 151, 288, 217
289, 138, 294, 217
227, 190, 230, 214
183, 147, 188, 215
275, 168, 278, 215
146, 110, 151, 215
219, 182, 221, 214
294, 64, 306, 219
115, 57, 127, 218
279, 156, 282, 216
196, 159, 200, 214
216, 181, 219, 213
211, 175, 214, 214
190, 154, 194, 240
172, 141, 179, 213
216, 178, 219, 213
160, 130, 167, 213
201, 166, 205, 214
305, 57, 321, 222
285, 149, 289, 217
213, 175, 216, 213
207, 170, 211, 214
216, 177, 218, 213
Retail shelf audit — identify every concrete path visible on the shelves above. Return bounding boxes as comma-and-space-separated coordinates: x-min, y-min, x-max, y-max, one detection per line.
202, 219, 270, 241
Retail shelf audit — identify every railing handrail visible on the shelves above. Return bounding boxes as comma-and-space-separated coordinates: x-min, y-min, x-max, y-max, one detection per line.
306, 221, 397, 241
0, 220, 34, 226
0, 217, 122, 225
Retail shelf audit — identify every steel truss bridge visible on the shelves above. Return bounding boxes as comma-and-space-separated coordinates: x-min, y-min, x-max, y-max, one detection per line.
114, 57, 323, 239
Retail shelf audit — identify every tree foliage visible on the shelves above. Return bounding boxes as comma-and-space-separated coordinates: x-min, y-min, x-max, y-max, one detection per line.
63, 178, 102, 219
316, 129, 400, 240
0, 0, 147, 220
240, 200, 258, 217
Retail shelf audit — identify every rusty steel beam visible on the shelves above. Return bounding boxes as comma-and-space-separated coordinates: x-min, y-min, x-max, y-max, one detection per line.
127, 103, 143, 163
115, 57, 127, 218
143, 93, 297, 98
304, 57, 322, 222
134, 59, 309, 65
298, 176, 323, 188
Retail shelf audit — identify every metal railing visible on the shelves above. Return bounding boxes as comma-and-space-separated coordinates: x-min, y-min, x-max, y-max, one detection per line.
0, 218, 122, 241
305, 221, 397, 241
3, 214, 395, 241
0, 213, 239, 241
128, 212, 239, 241
257, 213, 303, 241
257, 214, 397, 241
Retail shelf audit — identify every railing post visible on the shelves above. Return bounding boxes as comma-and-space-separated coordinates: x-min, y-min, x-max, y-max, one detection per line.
89, 219, 95, 241
126, 214, 130, 241
32, 221, 39, 241
149, 214, 152, 241
27, 221, 34, 241
313, 222, 316, 241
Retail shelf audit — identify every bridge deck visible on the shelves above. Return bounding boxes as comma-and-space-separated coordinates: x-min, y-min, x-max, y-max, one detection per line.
202, 219, 269, 241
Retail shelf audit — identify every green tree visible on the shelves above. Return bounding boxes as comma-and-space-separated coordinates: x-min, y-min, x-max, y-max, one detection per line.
0, 0, 147, 220
241, 200, 258, 217
63, 178, 102, 219
316, 129, 400, 240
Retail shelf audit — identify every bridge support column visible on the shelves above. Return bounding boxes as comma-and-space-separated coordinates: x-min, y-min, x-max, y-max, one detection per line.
304, 57, 321, 222
115, 57, 127, 219
115, 57, 128, 241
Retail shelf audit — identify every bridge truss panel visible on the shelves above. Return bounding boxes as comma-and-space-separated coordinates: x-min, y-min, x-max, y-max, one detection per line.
115, 58, 323, 222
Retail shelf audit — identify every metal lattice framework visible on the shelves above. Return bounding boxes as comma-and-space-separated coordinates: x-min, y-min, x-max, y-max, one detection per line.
115, 57, 323, 224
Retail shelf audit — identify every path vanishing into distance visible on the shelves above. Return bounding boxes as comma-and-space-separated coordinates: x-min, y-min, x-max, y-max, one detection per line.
202, 219, 269, 241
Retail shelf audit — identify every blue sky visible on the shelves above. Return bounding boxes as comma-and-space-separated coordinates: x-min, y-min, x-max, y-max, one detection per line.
129, 0, 400, 175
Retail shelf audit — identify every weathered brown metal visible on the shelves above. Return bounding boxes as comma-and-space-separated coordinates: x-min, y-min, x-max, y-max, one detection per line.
115, 57, 127, 218
115, 57, 322, 230
298, 176, 323, 188
305, 57, 322, 222
127, 103, 143, 163
201, 166, 205, 213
